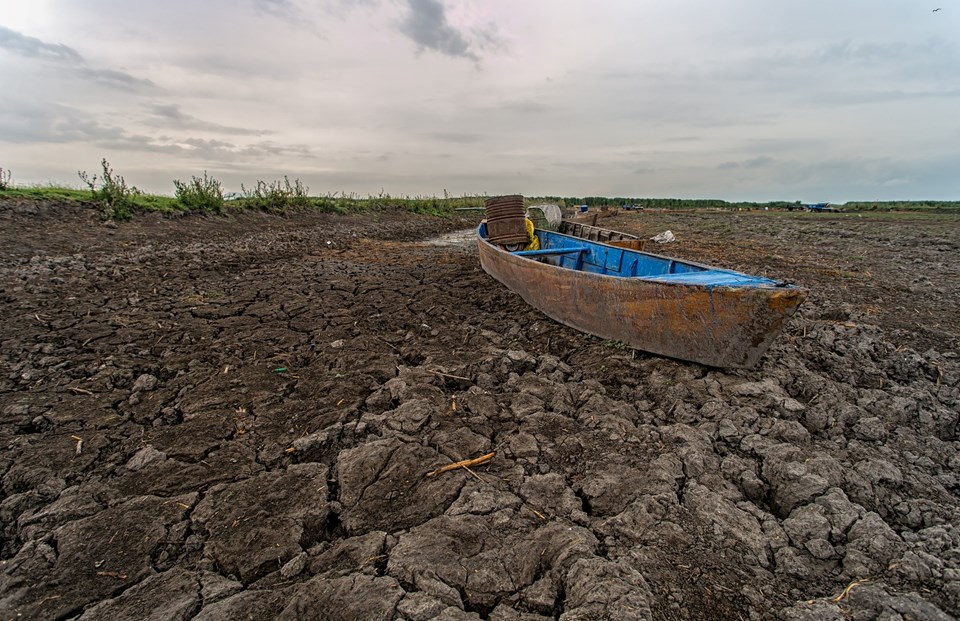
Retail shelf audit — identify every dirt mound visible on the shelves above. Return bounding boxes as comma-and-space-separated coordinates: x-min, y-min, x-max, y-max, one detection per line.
0, 200, 957, 620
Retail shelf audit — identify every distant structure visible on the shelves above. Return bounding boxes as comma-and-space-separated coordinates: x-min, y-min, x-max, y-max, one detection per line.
787, 202, 838, 212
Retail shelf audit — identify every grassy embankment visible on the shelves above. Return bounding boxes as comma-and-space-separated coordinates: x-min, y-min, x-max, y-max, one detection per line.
0, 161, 489, 219
2, 162, 957, 220
0, 184, 493, 219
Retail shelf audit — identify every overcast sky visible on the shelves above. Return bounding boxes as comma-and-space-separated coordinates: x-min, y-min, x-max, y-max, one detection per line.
2, 0, 958, 201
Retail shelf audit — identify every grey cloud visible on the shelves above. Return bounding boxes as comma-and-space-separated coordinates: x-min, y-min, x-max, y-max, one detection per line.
819, 38, 950, 66
249, 0, 324, 31
739, 137, 821, 152
616, 35, 960, 111
179, 53, 299, 80
0, 25, 153, 90
250, 0, 379, 30
251, 0, 298, 19
0, 25, 83, 63
96, 133, 311, 161
175, 137, 312, 160
400, 0, 477, 60
0, 100, 306, 162
773, 154, 960, 201
761, 38, 958, 90
803, 38, 960, 88
814, 88, 960, 105
94, 135, 312, 162
0, 102, 123, 144
95, 134, 183, 155
470, 23, 507, 54
147, 104, 273, 136
717, 155, 775, 170
426, 131, 483, 143
54, 117, 129, 144
73, 67, 155, 90
496, 100, 554, 114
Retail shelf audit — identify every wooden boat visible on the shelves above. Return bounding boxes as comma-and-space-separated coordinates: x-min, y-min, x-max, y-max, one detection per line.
570, 206, 620, 226
558, 220, 645, 251
477, 223, 806, 368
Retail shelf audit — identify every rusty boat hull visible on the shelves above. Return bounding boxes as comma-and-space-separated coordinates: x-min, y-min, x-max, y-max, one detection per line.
477, 225, 806, 368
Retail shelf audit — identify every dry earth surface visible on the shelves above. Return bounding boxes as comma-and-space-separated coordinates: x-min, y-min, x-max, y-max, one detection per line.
0, 199, 958, 621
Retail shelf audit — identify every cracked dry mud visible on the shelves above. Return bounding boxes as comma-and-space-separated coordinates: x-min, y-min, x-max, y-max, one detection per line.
1, 199, 958, 621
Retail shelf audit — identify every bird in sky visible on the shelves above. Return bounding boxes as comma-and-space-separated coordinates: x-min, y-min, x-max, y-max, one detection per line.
932, 7, 942, 11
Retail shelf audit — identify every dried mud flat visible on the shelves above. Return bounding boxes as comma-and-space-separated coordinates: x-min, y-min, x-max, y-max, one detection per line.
0, 199, 957, 621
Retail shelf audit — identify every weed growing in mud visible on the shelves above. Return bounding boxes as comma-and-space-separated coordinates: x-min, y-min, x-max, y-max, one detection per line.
310, 191, 481, 216
0, 166, 11, 190
241, 177, 309, 213
174, 171, 224, 213
78, 159, 139, 220
405, 195, 458, 216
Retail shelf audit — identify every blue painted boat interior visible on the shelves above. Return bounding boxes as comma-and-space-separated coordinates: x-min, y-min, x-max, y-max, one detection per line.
480, 224, 785, 288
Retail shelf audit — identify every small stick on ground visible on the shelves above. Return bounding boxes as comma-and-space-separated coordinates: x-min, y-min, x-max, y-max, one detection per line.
427, 452, 494, 477
832, 578, 871, 602
461, 465, 485, 483
527, 506, 547, 520
69, 387, 95, 395
32, 595, 61, 610
427, 369, 471, 382
96, 570, 128, 580
375, 337, 400, 352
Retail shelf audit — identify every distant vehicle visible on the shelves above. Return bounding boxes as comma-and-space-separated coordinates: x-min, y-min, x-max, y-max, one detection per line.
805, 203, 840, 213
223, 192, 242, 201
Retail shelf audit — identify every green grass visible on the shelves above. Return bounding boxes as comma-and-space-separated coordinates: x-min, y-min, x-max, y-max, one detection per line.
842, 201, 960, 212
3, 185, 180, 212
743, 209, 960, 222
0, 183, 492, 219
827, 210, 960, 220
132, 193, 182, 212
5, 183, 959, 221
2, 186, 93, 201
11, 160, 953, 222
1, 160, 498, 219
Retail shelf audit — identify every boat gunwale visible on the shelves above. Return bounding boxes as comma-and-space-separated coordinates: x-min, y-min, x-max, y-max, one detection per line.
477, 225, 803, 292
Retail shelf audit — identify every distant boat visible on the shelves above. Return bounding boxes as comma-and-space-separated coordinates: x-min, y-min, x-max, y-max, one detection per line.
568, 206, 619, 226
477, 223, 806, 368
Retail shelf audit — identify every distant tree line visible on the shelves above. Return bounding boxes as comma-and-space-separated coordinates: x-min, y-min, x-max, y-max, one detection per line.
558, 197, 803, 210
552, 197, 960, 212
841, 200, 960, 212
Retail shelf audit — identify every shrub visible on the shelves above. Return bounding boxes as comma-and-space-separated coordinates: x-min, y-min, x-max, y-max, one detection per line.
241, 176, 310, 213
78, 158, 138, 219
0, 166, 11, 190
173, 171, 224, 213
